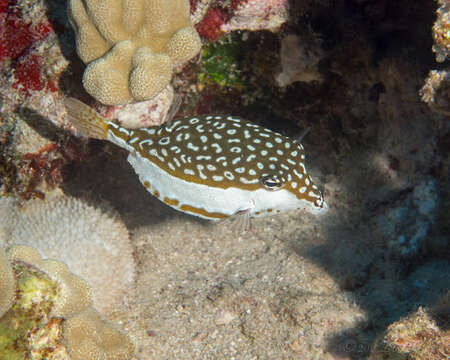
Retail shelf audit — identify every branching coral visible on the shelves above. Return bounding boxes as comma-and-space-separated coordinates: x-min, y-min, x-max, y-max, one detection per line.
68, 0, 202, 105
3, 195, 135, 315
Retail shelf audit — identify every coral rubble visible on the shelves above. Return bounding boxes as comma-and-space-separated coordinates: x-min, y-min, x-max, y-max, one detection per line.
68, 0, 201, 105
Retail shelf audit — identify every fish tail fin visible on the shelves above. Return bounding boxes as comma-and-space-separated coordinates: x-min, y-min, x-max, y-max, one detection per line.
64, 97, 109, 140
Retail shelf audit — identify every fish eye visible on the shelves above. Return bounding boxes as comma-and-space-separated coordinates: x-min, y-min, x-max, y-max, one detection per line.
260, 175, 284, 191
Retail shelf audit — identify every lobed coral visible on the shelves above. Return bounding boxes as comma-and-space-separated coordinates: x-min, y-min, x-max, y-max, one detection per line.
68, 0, 202, 105
0, 245, 134, 360
63, 308, 134, 360
0, 247, 15, 318
1, 194, 136, 315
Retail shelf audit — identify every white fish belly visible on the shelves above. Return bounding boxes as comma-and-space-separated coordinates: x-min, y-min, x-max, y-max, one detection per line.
128, 152, 258, 220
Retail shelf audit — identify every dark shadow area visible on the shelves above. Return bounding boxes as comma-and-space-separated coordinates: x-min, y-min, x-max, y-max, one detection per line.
42, 0, 94, 101
284, 0, 445, 358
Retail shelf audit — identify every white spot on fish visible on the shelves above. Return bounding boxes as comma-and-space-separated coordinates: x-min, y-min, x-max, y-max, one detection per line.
187, 142, 199, 152
189, 117, 200, 124
213, 175, 224, 181
211, 143, 222, 154
247, 144, 256, 151
197, 164, 207, 180
236, 167, 245, 173
299, 186, 307, 193
240, 177, 259, 184
184, 168, 195, 176
227, 116, 241, 123
232, 157, 241, 165
247, 154, 257, 162
138, 139, 153, 149
227, 129, 237, 135
224, 171, 235, 180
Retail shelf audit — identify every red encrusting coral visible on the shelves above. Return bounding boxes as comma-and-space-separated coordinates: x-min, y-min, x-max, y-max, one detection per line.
12, 54, 46, 93
0, 1, 52, 62
194, 5, 229, 41
0, 0, 54, 96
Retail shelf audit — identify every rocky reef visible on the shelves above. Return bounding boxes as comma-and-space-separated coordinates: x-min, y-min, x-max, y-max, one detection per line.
0, 0, 449, 359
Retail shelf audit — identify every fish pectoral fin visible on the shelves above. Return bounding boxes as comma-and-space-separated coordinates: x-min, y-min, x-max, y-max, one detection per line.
218, 200, 255, 233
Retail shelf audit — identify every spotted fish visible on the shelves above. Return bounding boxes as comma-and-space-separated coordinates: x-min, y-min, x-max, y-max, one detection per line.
65, 98, 327, 220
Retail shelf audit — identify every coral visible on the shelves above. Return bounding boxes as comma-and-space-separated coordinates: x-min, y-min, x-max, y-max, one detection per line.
67, 0, 202, 105
8, 245, 93, 318
0, 196, 17, 247
0, 244, 134, 360
0, 0, 57, 97
0, 252, 69, 360
3, 194, 135, 314
0, 247, 15, 318
369, 296, 450, 360
199, 36, 244, 89
432, 0, 450, 63
275, 34, 324, 87
192, 0, 288, 40
0, 0, 53, 63
420, 69, 450, 115
63, 307, 134, 360
95, 85, 175, 128
194, 5, 229, 41
221, 0, 289, 33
